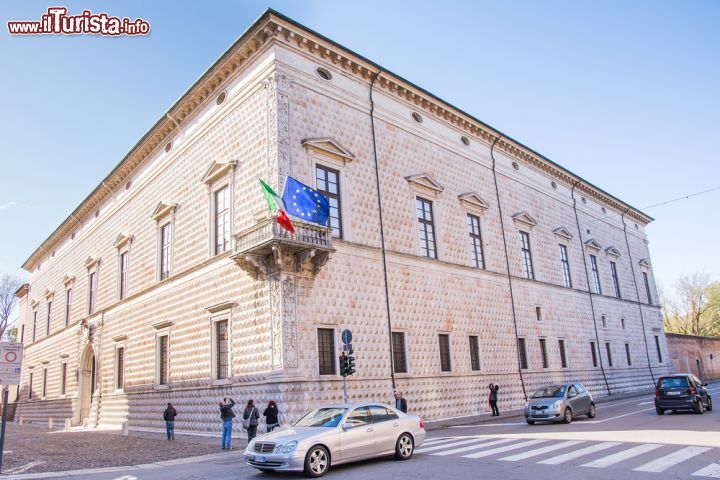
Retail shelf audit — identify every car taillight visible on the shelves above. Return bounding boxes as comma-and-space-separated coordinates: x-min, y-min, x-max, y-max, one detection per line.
690, 388, 696, 395
655, 389, 660, 397
419, 419, 424, 429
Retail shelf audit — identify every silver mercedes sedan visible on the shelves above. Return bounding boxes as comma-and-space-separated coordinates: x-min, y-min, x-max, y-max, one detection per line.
524, 383, 596, 424
244, 403, 426, 477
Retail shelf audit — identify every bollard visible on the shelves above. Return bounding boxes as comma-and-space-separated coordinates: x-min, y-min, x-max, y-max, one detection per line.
121, 421, 129, 436
64, 419, 71, 430
18, 416, 23, 426
48, 417, 53, 429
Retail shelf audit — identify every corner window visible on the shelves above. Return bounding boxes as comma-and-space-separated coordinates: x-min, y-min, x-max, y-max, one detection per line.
391, 332, 407, 374
438, 334, 451, 372
213, 185, 231, 254
316, 165, 343, 238
467, 214, 485, 269
317, 328, 336, 376
520, 231, 534, 280
559, 244, 572, 288
416, 198, 437, 259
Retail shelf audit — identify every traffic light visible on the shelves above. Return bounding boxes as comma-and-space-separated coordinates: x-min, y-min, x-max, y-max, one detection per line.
347, 355, 356, 376
340, 352, 349, 377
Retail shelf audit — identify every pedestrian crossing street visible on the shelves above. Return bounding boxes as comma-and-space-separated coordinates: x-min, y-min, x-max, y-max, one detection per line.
416, 435, 720, 477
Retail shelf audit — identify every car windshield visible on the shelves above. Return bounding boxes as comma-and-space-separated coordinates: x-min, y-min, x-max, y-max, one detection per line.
532, 386, 566, 398
294, 408, 348, 427
659, 377, 689, 388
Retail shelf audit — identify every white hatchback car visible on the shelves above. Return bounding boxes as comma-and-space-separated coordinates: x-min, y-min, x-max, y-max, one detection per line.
244, 403, 426, 477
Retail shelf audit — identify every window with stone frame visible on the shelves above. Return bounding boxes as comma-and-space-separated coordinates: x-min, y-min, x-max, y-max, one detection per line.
157, 334, 169, 385
469, 335, 481, 371
119, 251, 129, 300
159, 222, 172, 281
392, 332, 408, 374
213, 185, 231, 254
65, 288, 72, 326
625, 343, 632, 366
655, 335, 663, 363
605, 342, 613, 367
610, 261, 621, 298
590, 255, 602, 294
28, 372, 33, 400
88, 271, 97, 315
590, 341, 598, 367
115, 346, 125, 390
60, 362, 67, 396
467, 214, 485, 269
518, 338, 529, 370
317, 328, 336, 376
20, 324, 24, 343
438, 334, 451, 372
214, 319, 229, 379
520, 231, 535, 280
539, 338, 549, 369
416, 197, 437, 259
32, 311, 37, 342
42, 368, 47, 398
46, 301, 52, 336
559, 244, 572, 288
643, 272, 653, 304
316, 164, 343, 238
559, 339, 568, 368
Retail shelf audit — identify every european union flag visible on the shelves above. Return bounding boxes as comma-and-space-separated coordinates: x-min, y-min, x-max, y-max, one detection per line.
282, 176, 330, 227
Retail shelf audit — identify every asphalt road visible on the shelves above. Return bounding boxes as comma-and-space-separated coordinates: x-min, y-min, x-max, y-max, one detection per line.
20, 384, 720, 480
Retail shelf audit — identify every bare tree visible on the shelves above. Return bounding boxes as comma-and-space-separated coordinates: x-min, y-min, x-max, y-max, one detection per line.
0, 275, 22, 341
663, 273, 720, 337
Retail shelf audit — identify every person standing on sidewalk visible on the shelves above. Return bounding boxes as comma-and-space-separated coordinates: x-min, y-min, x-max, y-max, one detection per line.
394, 391, 408, 413
163, 403, 177, 441
488, 383, 500, 416
243, 399, 260, 442
263, 400, 280, 432
219, 398, 236, 450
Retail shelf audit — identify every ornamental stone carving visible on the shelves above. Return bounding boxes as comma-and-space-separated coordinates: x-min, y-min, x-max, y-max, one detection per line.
264, 73, 294, 187
269, 274, 299, 371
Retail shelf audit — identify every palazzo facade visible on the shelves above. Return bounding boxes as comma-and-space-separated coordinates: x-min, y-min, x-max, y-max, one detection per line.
15, 10, 670, 432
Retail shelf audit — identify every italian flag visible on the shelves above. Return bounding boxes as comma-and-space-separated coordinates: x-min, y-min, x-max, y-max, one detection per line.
259, 179, 295, 234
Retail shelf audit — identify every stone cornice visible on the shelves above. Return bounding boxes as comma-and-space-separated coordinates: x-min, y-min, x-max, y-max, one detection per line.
14, 283, 29, 298
21, 9, 652, 272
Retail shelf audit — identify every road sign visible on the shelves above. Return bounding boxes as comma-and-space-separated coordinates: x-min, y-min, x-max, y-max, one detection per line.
341, 329, 352, 346
0, 343, 23, 386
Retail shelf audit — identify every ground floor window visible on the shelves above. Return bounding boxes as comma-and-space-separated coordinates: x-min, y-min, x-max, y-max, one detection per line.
392, 332, 407, 374
469, 336, 481, 371
317, 328, 336, 376
214, 320, 229, 379
625, 343, 632, 366
559, 340, 568, 368
42, 368, 47, 398
590, 341, 598, 367
518, 338, 528, 370
605, 342, 613, 367
539, 338, 548, 369
60, 363, 67, 396
157, 335, 169, 385
655, 335, 663, 363
438, 334, 451, 372
115, 347, 125, 390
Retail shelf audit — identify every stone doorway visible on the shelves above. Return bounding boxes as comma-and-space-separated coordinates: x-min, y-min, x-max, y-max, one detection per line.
78, 344, 96, 425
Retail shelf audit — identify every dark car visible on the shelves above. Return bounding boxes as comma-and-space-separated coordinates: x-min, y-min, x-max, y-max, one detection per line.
655, 374, 712, 415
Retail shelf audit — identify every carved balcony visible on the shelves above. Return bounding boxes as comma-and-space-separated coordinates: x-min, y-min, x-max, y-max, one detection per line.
232, 215, 335, 277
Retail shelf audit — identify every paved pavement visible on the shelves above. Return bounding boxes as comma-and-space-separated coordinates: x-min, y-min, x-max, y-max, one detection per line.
6, 383, 720, 480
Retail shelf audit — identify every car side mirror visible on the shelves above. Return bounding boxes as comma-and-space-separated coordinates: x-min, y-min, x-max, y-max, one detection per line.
342, 423, 353, 430
702, 382, 708, 387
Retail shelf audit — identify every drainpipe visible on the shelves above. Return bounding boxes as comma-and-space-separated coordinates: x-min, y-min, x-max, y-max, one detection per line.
489, 136, 527, 401
571, 181, 611, 396
368, 70, 396, 394
621, 209, 656, 385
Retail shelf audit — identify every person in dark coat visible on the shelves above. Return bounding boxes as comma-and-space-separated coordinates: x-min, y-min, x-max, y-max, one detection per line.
263, 400, 280, 432
395, 391, 408, 413
163, 403, 177, 440
219, 398, 236, 450
488, 383, 500, 416
243, 399, 260, 442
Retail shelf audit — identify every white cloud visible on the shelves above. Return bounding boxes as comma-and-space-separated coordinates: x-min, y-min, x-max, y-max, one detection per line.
0, 201, 30, 210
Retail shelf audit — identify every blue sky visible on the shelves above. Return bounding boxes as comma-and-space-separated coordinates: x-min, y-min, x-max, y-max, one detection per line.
1, 0, 718, 294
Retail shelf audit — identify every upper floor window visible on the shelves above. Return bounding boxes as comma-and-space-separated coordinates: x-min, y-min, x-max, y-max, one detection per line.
610, 261, 621, 298
119, 251, 129, 300
65, 288, 72, 326
159, 223, 172, 281
46, 301, 52, 336
316, 165, 343, 238
32, 311, 37, 342
416, 198, 437, 259
467, 214, 485, 269
88, 272, 97, 315
520, 231, 534, 280
559, 244, 572, 288
214, 186, 231, 254
590, 255, 602, 294
643, 272, 653, 304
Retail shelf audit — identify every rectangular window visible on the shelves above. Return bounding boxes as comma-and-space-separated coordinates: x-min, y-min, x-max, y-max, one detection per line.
559, 244, 572, 288
158, 335, 169, 385
32, 311, 37, 342
438, 334, 451, 372
467, 214, 485, 269
65, 288, 72, 326
60, 363, 67, 396
42, 368, 47, 398
392, 332, 407, 374
215, 320, 229, 379
559, 340, 568, 368
601, 314, 607, 328
316, 165, 343, 238
160, 223, 172, 280
518, 338, 528, 370
605, 342, 613, 367
655, 335, 663, 363
46, 301, 52, 335
539, 338, 549, 369
625, 343, 632, 366
610, 261, 621, 298
416, 198, 437, 259
214, 186, 231, 254
520, 231, 534, 279
119, 252, 129, 300
88, 272, 97, 315
590, 341, 598, 367
317, 328, 336, 375
536, 306, 542, 322
621, 318, 626, 330
590, 255, 602, 294
643, 272, 653, 304
115, 347, 125, 390
469, 335, 481, 371
20, 324, 24, 343
28, 372, 33, 400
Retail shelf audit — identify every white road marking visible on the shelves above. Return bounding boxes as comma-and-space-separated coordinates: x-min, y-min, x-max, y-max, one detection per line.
638, 401, 654, 405
416, 437, 493, 454
461, 439, 549, 459
538, 442, 621, 465
450, 422, 527, 427
582, 443, 663, 468
500, 440, 585, 462
586, 407, 654, 423
431, 438, 516, 456
421, 437, 456, 446
692, 461, 720, 477
634, 446, 712, 473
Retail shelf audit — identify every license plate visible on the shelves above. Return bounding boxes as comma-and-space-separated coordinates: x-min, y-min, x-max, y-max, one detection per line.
666, 391, 681, 396
254, 456, 266, 463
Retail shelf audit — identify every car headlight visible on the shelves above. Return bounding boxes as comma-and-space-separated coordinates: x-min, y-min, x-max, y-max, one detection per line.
552, 401, 562, 408
274, 440, 298, 454
246, 440, 256, 452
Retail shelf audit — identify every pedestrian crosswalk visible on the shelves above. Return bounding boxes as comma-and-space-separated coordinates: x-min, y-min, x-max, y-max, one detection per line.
418, 436, 720, 477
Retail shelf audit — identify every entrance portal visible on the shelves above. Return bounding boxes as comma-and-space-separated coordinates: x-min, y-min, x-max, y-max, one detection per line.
78, 344, 96, 424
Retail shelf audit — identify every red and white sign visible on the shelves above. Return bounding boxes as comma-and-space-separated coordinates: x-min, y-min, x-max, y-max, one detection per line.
0, 342, 23, 385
